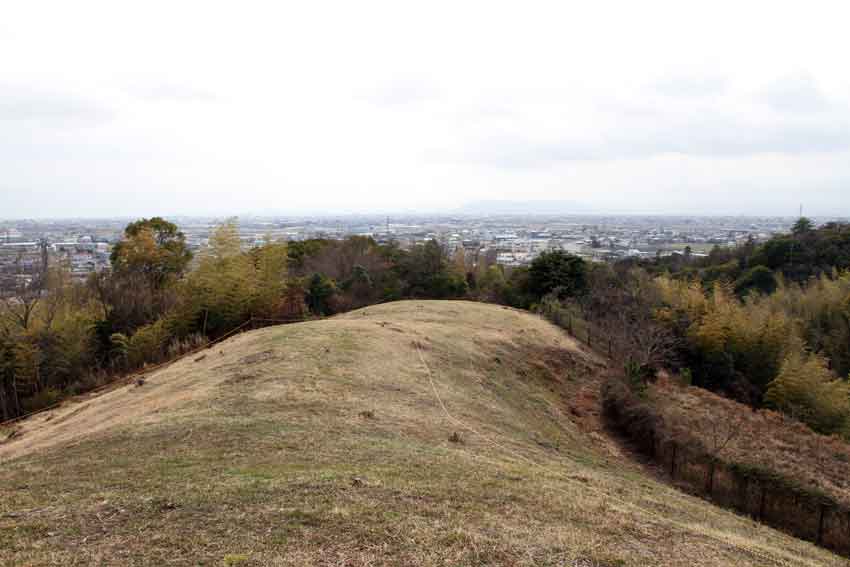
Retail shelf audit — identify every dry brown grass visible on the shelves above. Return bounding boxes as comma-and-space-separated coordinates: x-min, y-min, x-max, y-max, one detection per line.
0, 300, 847, 566
650, 376, 850, 507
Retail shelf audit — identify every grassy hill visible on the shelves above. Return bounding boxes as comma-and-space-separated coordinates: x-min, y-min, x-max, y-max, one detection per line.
1, 301, 846, 566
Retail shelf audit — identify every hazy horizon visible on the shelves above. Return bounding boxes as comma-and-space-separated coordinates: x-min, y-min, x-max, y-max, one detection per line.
3, 2, 850, 218
1, 202, 844, 224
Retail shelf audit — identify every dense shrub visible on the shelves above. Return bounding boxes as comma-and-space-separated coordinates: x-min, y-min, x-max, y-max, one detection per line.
765, 353, 850, 435
527, 250, 587, 299
127, 319, 171, 367
20, 387, 63, 413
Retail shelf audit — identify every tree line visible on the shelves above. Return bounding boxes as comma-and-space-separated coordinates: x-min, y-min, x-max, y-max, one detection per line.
5, 214, 850, 441
541, 219, 850, 439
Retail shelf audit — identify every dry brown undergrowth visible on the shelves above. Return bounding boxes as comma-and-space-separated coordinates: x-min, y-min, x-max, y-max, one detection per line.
650, 376, 850, 507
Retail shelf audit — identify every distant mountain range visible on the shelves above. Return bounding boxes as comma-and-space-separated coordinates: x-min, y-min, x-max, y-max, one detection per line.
456, 200, 595, 215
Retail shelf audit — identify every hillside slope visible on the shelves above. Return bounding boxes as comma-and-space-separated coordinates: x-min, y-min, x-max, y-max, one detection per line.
1, 301, 846, 566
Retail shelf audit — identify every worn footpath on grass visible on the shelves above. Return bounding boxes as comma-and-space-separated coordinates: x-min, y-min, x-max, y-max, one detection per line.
1, 300, 847, 566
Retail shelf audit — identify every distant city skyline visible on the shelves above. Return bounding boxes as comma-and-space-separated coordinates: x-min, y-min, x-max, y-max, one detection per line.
0, 212, 806, 291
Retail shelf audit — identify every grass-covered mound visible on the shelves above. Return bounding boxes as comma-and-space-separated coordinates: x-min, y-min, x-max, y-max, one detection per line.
1, 301, 845, 566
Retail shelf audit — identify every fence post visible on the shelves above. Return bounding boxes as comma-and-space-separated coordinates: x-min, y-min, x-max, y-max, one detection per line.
736, 476, 748, 515
846, 511, 850, 553
817, 504, 826, 546
706, 460, 715, 496
758, 483, 766, 520
648, 429, 655, 458
670, 442, 676, 479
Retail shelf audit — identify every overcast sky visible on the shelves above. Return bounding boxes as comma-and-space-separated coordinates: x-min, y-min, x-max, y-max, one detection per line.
2, 1, 850, 218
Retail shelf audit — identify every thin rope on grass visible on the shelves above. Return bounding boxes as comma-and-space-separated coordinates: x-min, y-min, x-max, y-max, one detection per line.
414, 339, 542, 470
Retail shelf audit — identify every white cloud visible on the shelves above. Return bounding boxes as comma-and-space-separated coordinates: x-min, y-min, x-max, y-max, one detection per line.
0, 84, 111, 124
759, 73, 833, 113
2, 0, 850, 217
654, 75, 729, 99
364, 78, 440, 107
131, 84, 220, 103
